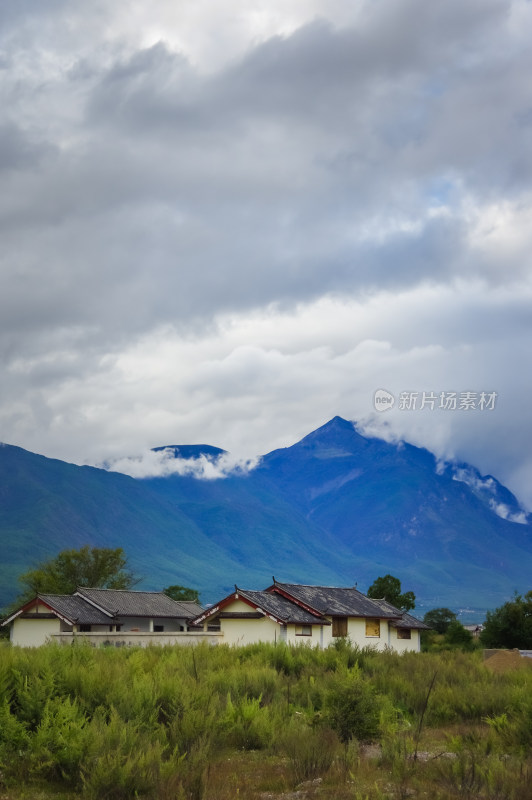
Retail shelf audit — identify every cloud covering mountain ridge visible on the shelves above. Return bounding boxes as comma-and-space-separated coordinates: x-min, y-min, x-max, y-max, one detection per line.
1, 0, 532, 515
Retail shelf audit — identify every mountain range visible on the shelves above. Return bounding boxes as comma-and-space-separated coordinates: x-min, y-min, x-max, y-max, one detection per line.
1, 416, 531, 620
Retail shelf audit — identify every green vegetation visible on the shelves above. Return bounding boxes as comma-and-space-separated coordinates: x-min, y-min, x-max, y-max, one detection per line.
14, 546, 138, 607
366, 573, 416, 611
444, 619, 475, 649
421, 619, 477, 652
163, 585, 201, 603
480, 591, 532, 649
423, 607, 458, 634
0, 641, 532, 799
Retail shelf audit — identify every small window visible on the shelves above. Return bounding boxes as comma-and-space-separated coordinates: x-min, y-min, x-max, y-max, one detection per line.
79, 624, 92, 633
153, 625, 164, 632
295, 625, 312, 636
397, 628, 411, 640
365, 619, 380, 637
332, 616, 348, 637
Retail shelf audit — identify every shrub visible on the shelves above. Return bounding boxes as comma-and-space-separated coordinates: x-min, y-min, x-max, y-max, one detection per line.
81, 707, 167, 799
222, 693, 273, 750
325, 670, 381, 744
11, 663, 56, 731
279, 721, 339, 784
0, 698, 30, 780
29, 695, 89, 784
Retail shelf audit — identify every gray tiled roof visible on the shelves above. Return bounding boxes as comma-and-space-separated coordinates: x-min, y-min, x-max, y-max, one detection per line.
76, 588, 203, 619
370, 599, 430, 630
167, 599, 204, 618
238, 589, 327, 625
273, 582, 401, 619
39, 595, 112, 625
390, 612, 430, 630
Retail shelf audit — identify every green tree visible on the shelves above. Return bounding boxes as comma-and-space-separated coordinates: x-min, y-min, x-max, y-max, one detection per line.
444, 619, 474, 650
16, 546, 138, 604
480, 591, 532, 649
163, 584, 200, 603
423, 607, 457, 634
366, 574, 416, 611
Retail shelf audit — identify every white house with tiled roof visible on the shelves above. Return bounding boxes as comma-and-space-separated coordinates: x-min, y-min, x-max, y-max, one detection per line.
2, 588, 206, 647
3, 581, 429, 651
193, 587, 330, 647
193, 579, 429, 652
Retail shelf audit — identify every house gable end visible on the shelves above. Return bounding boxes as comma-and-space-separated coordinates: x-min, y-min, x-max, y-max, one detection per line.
193, 591, 284, 627
2, 596, 74, 627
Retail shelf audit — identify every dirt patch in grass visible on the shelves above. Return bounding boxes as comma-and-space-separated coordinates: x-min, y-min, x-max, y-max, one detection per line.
483, 649, 529, 673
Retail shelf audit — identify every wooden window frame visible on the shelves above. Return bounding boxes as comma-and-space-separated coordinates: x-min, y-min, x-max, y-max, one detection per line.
332, 616, 348, 637
397, 628, 411, 640
365, 618, 381, 638
295, 625, 312, 637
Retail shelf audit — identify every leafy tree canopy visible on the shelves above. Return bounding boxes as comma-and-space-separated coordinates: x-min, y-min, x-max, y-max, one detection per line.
444, 619, 474, 650
16, 545, 138, 604
163, 584, 200, 603
366, 574, 416, 611
423, 607, 457, 634
480, 591, 532, 649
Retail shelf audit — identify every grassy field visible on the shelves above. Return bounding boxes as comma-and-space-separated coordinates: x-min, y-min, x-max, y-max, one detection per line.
0, 640, 531, 799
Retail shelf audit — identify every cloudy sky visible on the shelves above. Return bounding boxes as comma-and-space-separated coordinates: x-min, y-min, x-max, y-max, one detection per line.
1, 0, 532, 507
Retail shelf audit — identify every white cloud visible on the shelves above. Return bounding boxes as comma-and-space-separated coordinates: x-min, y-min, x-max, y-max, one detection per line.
0, 0, 532, 516
451, 468, 497, 495
106, 448, 260, 480
1, 277, 531, 509
488, 502, 528, 525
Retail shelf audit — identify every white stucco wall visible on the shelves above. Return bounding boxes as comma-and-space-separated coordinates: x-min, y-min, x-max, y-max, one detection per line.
220, 615, 280, 646
215, 599, 318, 646
318, 617, 421, 652
317, 617, 387, 650
11, 617, 61, 647
7, 607, 193, 646
389, 628, 421, 653
117, 617, 187, 632
208, 599, 422, 653
53, 631, 222, 647
220, 599, 253, 613
284, 624, 320, 646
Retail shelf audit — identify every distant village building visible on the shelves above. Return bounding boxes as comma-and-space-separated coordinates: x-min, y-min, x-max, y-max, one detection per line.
463, 624, 483, 638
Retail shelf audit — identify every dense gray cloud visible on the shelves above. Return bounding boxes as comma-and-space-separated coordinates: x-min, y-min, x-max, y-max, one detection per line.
1, 0, 532, 509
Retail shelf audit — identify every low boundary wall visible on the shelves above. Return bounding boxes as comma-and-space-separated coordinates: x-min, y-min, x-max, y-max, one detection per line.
52, 631, 223, 647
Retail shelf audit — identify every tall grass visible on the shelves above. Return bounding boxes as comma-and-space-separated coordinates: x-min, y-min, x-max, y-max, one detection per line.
0, 641, 531, 798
